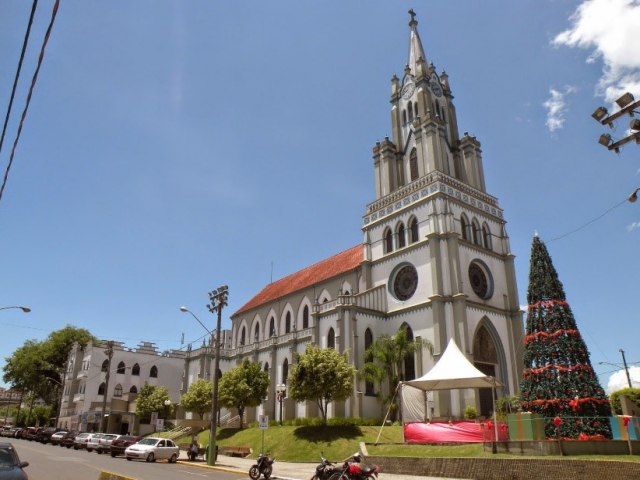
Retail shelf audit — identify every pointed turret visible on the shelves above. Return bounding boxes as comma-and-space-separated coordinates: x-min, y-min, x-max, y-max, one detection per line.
407, 9, 427, 78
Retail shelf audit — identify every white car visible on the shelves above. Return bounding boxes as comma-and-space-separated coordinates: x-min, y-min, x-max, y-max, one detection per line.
125, 437, 179, 463
86, 433, 105, 452
96, 434, 119, 454
50, 430, 68, 445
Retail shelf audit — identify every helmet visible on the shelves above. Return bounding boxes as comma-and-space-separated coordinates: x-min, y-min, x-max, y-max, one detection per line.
352, 453, 361, 463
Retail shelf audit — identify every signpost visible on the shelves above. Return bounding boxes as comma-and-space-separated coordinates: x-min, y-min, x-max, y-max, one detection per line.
258, 415, 268, 454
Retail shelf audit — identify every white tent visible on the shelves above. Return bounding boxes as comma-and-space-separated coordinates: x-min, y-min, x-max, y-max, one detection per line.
404, 338, 503, 391
398, 338, 503, 444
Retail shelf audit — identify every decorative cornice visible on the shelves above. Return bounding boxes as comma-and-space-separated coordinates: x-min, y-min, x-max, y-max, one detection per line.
363, 171, 502, 226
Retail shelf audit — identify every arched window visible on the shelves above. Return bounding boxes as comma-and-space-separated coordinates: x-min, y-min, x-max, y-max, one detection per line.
408, 103, 414, 121
282, 358, 289, 385
98, 382, 106, 395
285, 312, 291, 333
327, 328, 336, 349
149, 365, 158, 378
129, 385, 138, 394
472, 219, 481, 245
240, 327, 246, 346
482, 223, 492, 250
460, 214, 470, 241
116, 361, 125, 374
409, 217, 419, 243
269, 318, 276, 337
132, 363, 140, 376
409, 148, 418, 181
401, 324, 416, 381
101, 360, 108, 372
414, 102, 419, 118
402, 110, 407, 124
254, 322, 260, 343
302, 305, 309, 329
397, 222, 406, 248
114, 384, 123, 397
364, 328, 374, 396
384, 228, 393, 254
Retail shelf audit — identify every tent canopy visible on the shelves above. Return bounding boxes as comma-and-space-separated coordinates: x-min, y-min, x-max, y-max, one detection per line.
403, 338, 503, 391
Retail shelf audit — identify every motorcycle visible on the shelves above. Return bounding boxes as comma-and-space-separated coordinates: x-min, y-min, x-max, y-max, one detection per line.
328, 453, 380, 480
311, 454, 338, 480
249, 452, 275, 480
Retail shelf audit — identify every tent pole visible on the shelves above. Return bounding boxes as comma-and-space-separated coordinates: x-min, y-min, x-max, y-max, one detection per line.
375, 383, 400, 445
491, 378, 498, 454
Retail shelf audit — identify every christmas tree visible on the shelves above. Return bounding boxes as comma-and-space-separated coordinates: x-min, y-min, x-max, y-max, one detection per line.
520, 235, 612, 439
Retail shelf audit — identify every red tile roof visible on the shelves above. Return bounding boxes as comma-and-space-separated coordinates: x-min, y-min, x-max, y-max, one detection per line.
233, 244, 363, 316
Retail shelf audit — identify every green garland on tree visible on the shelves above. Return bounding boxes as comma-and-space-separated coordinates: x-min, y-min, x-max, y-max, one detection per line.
520, 235, 612, 439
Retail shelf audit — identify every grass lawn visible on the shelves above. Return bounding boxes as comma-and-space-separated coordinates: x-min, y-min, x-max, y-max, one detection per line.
177, 425, 640, 463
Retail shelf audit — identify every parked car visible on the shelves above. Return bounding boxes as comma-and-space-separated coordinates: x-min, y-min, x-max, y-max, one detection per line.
95, 434, 119, 454
49, 431, 67, 446
22, 428, 40, 441
0, 442, 29, 480
124, 437, 179, 463
36, 428, 59, 444
59, 431, 77, 448
73, 432, 91, 450
109, 435, 141, 457
85, 433, 105, 452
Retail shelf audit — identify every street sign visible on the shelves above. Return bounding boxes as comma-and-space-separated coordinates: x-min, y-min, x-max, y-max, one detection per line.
258, 415, 268, 430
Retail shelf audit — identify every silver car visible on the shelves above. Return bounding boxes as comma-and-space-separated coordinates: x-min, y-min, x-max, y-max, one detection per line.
124, 437, 179, 463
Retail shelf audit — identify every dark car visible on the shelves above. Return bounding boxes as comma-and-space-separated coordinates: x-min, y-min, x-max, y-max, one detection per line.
35, 428, 58, 444
22, 428, 39, 441
0, 442, 29, 480
109, 435, 141, 457
58, 431, 77, 448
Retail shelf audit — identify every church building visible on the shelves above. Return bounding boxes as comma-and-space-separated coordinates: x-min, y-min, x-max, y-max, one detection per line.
183, 11, 523, 424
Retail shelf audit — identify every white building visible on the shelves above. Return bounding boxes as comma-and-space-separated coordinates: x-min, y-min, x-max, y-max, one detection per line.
58, 340, 184, 434
184, 11, 524, 424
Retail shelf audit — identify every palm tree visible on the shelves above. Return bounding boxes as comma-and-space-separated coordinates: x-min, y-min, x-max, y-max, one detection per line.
362, 326, 432, 420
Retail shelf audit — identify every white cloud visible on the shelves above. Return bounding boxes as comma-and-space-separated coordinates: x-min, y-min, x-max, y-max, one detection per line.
607, 366, 640, 393
554, 0, 640, 103
543, 86, 576, 132
626, 221, 640, 231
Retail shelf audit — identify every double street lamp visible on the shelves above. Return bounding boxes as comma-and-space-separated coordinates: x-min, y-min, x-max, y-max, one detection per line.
592, 92, 640, 153
180, 284, 228, 467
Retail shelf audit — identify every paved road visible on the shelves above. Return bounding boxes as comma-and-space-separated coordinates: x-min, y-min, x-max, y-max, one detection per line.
10, 438, 243, 480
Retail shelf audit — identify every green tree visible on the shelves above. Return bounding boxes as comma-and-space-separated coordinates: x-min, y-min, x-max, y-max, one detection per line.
361, 326, 432, 420
520, 235, 612, 439
135, 384, 171, 423
218, 359, 269, 428
181, 378, 213, 420
288, 344, 356, 424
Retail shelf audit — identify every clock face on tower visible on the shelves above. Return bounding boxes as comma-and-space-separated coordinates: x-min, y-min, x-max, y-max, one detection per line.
401, 81, 415, 100
391, 264, 419, 301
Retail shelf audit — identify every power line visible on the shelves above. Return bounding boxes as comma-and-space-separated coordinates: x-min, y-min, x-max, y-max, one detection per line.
0, 0, 60, 204
549, 197, 629, 243
0, 0, 38, 158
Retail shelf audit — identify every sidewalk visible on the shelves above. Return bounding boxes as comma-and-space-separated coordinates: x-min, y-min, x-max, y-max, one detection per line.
176, 450, 460, 480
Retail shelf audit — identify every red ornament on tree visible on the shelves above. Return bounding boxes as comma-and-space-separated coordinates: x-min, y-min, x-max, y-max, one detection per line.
553, 416, 562, 428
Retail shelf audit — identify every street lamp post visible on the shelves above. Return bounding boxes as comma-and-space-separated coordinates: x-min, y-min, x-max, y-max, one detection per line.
599, 348, 637, 389
592, 92, 640, 153
0, 306, 31, 313
164, 399, 171, 429
206, 285, 228, 466
276, 384, 286, 425
99, 341, 114, 433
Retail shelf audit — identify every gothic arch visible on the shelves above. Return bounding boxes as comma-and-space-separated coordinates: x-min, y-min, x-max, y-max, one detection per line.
396, 221, 406, 248
460, 213, 471, 241
327, 327, 336, 349
364, 328, 374, 395
317, 288, 332, 304
250, 314, 263, 343
149, 365, 158, 378
98, 382, 106, 395
281, 304, 294, 334
408, 216, 419, 243
132, 363, 140, 376
400, 323, 416, 381
472, 318, 509, 412
482, 222, 493, 250
114, 384, 123, 397
268, 315, 277, 337
409, 148, 418, 181
298, 299, 312, 329
101, 360, 108, 372
472, 218, 482, 245
282, 358, 289, 385
383, 227, 393, 254
340, 281, 353, 296
129, 385, 137, 394
116, 361, 125, 374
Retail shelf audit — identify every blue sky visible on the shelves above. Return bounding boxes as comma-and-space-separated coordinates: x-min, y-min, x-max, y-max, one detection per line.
1, 1, 638, 393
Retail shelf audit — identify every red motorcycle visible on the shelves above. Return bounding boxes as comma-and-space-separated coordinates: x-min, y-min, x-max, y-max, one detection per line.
328, 453, 380, 480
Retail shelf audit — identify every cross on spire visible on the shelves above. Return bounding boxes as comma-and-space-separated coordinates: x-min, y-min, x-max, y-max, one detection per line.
408, 9, 417, 26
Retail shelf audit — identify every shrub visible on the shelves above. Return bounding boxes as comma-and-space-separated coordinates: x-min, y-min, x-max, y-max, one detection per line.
610, 388, 640, 415
464, 406, 478, 420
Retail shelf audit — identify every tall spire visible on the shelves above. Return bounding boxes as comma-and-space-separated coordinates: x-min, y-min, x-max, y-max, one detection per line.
407, 9, 427, 77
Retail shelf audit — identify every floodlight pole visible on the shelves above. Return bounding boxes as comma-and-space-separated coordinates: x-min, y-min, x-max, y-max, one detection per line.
206, 285, 228, 466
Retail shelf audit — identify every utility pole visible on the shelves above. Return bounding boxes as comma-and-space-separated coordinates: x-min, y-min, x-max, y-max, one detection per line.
620, 348, 633, 389
100, 341, 114, 433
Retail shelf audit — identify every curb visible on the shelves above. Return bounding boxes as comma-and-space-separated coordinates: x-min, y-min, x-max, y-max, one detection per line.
176, 460, 302, 480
